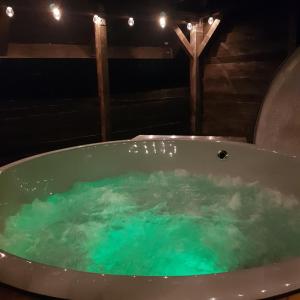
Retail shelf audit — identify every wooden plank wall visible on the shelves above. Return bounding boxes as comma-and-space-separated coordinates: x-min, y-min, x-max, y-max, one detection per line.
111, 88, 189, 139
0, 97, 100, 165
201, 11, 289, 141
0, 88, 189, 166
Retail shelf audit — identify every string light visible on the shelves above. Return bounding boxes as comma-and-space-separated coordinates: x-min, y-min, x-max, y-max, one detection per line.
159, 12, 167, 29
2, 5, 216, 30
128, 17, 134, 27
6, 6, 14, 18
50, 4, 62, 21
208, 17, 214, 25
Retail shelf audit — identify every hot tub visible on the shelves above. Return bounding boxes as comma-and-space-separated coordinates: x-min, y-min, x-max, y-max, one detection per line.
0, 139, 299, 299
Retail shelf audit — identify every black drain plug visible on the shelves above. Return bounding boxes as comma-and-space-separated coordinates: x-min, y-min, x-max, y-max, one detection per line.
217, 150, 228, 160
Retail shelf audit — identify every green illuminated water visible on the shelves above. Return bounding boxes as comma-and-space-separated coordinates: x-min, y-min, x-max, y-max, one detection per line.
0, 170, 299, 276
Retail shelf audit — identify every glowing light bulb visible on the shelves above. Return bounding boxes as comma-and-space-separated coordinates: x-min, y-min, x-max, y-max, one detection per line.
93, 14, 101, 24
208, 17, 214, 25
187, 22, 193, 31
50, 4, 62, 21
93, 15, 105, 25
6, 6, 14, 18
159, 12, 167, 29
128, 17, 134, 27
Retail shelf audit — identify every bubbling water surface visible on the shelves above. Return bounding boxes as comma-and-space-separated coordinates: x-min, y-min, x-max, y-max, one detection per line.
0, 170, 299, 276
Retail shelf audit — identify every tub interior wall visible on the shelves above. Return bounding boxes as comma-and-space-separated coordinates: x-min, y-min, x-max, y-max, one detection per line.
0, 140, 300, 232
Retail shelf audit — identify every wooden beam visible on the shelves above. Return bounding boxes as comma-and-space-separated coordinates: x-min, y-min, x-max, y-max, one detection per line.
109, 47, 173, 59
94, 19, 110, 141
190, 21, 204, 134
173, 17, 220, 135
173, 26, 193, 58
5, 43, 93, 58
197, 18, 220, 57
1, 43, 174, 59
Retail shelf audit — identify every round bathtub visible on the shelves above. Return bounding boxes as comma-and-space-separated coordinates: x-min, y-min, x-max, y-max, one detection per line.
0, 139, 299, 299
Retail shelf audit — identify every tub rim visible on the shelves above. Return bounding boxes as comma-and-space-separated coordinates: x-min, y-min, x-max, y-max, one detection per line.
0, 139, 299, 300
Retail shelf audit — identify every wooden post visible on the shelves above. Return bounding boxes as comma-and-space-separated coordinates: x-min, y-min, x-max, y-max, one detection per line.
94, 18, 110, 141
190, 21, 204, 134
173, 26, 193, 58
173, 18, 220, 135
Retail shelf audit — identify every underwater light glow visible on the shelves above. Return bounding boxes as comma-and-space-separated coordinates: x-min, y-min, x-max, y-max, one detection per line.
0, 171, 299, 276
